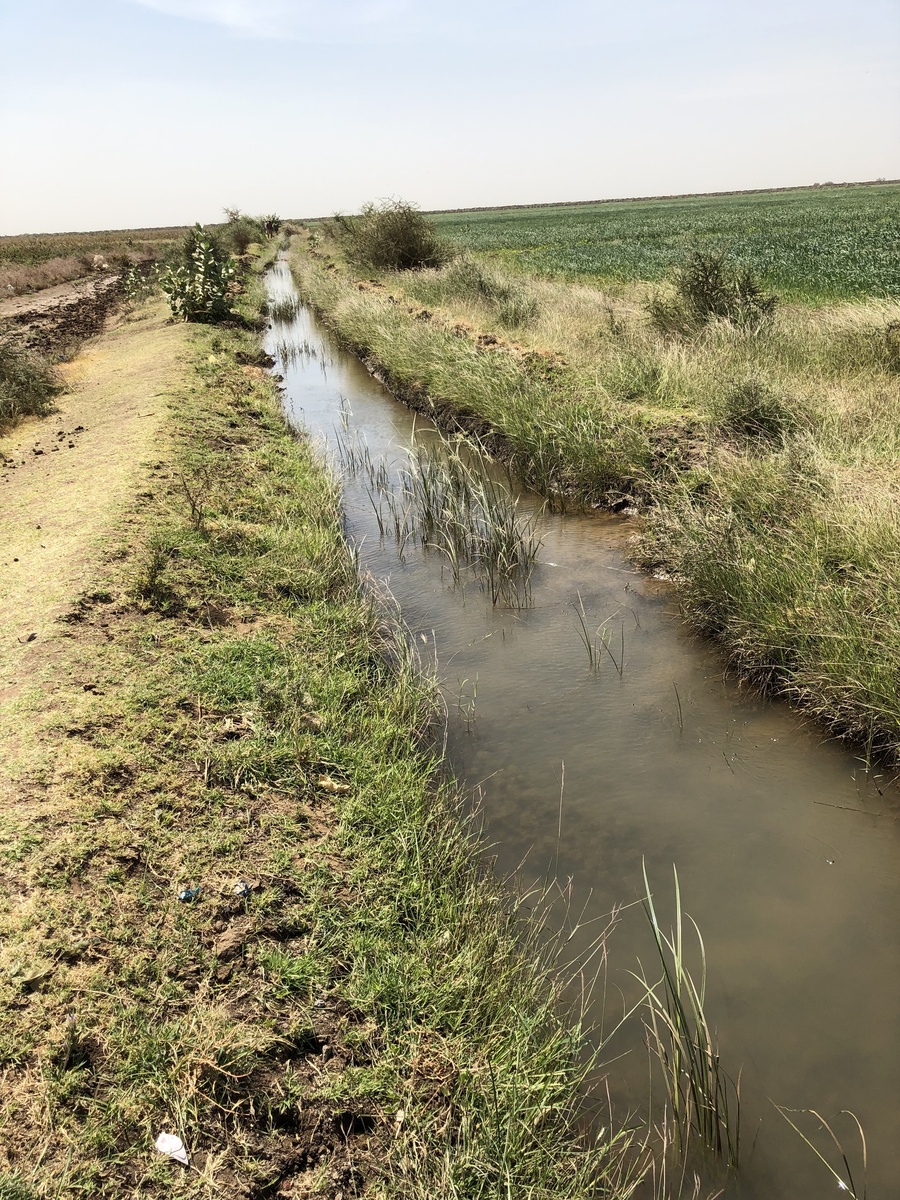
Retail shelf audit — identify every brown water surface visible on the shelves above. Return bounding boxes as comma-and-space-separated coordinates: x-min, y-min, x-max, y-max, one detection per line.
266, 262, 899, 1198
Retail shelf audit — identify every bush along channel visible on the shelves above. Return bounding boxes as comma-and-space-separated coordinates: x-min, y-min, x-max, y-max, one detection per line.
0, 276, 651, 1198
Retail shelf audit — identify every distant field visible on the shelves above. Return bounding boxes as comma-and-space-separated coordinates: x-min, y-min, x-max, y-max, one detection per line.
432, 185, 900, 300
0, 226, 188, 295
0, 226, 187, 267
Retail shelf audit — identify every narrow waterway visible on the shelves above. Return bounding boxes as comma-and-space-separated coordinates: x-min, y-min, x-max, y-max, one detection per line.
265, 261, 899, 1198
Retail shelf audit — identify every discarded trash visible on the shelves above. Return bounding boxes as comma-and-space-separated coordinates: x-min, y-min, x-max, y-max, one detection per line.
232, 880, 252, 898
177, 886, 202, 903
154, 1131, 189, 1165
316, 774, 350, 795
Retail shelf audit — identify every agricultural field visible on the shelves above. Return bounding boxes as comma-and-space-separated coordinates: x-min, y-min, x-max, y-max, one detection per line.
432, 184, 900, 301
0, 226, 188, 295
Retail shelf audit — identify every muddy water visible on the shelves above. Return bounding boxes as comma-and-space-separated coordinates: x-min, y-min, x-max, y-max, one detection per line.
265, 262, 899, 1198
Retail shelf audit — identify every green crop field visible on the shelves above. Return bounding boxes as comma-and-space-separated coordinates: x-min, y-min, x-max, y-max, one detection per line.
432, 184, 900, 301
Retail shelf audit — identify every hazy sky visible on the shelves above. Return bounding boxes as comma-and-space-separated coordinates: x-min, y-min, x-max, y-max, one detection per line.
1, 0, 897, 234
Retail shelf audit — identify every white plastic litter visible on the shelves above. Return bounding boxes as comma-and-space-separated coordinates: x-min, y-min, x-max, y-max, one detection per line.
154, 1132, 189, 1165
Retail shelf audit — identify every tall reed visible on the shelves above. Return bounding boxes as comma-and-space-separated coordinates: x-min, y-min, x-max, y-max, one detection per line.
636, 864, 741, 1170
339, 430, 543, 607
775, 1105, 867, 1199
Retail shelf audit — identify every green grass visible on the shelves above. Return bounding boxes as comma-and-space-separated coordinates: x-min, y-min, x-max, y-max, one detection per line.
0, 284, 645, 1197
431, 184, 900, 301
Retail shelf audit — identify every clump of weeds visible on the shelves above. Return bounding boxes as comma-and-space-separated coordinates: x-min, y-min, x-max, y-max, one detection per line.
0, 334, 63, 428
647, 249, 778, 337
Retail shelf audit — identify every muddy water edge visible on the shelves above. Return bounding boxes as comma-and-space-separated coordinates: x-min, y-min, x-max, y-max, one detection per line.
264, 261, 900, 1198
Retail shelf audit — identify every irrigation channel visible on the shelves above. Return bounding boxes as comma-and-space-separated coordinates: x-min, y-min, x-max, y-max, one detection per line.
265, 261, 899, 1198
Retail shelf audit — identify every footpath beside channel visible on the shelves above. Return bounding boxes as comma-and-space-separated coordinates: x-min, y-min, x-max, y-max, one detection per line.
0, 292, 634, 1198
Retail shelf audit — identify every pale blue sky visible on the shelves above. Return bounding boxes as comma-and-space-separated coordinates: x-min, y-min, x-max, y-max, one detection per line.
1, 0, 897, 234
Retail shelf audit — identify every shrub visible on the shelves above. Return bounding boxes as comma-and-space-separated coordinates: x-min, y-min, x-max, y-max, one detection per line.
883, 321, 900, 372
333, 200, 448, 271
160, 225, 236, 323
648, 250, 778, 336
221, 212, 265, 255
0, 335, 63, 427
715, 374, 799, 442
121, 262, 158, 306
434, 255, 539, 325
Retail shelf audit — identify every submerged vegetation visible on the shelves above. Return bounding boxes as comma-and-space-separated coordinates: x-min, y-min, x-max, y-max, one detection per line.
289, 198, 900, 763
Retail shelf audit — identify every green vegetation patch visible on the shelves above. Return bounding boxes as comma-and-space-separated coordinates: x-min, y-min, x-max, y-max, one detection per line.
0, 295, 637, 1196
0, 336, 63, 428
432, 185, 900, 301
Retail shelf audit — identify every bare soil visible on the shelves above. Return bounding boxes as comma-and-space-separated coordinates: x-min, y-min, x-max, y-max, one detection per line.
0, 273, 125, 354
0, 302, 188, 696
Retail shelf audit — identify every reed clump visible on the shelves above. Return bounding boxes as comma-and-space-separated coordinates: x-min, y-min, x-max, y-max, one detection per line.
636, 866, 741, 1170
267, 294, 302, 324
340, 430, 542, 606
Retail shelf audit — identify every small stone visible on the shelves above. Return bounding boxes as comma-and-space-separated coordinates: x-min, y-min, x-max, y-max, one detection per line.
214, 924, 247, 960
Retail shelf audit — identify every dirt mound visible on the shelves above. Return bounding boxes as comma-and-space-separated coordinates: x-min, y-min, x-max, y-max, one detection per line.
0, 273, 124, 354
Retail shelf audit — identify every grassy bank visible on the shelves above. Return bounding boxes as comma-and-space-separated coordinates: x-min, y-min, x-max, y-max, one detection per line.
289, 233, 900, 763
0, 290, 642, 1197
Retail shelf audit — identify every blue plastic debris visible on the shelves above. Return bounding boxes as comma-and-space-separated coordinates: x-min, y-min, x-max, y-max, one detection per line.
232, 880, 252, 898
177, 886, 202, 903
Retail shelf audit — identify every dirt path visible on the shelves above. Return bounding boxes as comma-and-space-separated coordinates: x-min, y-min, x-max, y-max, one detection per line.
0, 302, 188, 698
